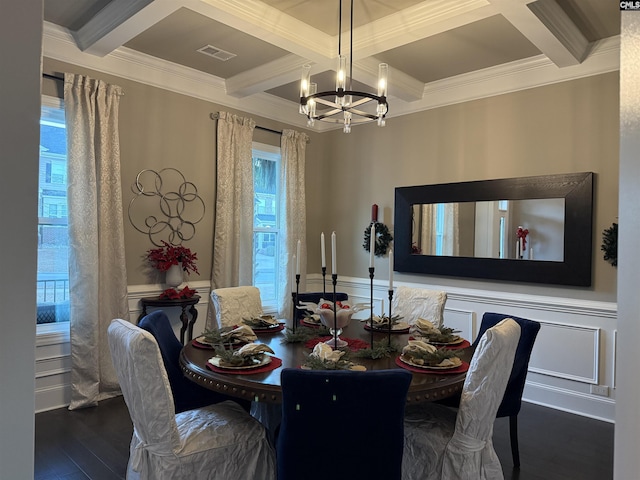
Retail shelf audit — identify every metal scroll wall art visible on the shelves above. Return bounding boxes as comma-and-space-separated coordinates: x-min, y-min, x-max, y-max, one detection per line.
128, 168, 205, 246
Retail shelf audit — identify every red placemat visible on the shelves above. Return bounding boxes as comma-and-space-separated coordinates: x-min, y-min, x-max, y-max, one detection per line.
395, 356, 469, 375
191, 339, 214, 349
206, 356, 282, 375
304, 337, 370, 351
408, 338, 471, 350
252, 324, 285, 334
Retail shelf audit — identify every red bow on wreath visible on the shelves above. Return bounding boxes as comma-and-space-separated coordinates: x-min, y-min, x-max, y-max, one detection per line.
516, 227, 529, 251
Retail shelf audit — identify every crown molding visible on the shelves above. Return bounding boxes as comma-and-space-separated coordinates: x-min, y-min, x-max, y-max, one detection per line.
43, 22, 620, 134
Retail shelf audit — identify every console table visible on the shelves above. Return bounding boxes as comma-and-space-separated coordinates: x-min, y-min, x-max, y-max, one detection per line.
137, 295, 201, 344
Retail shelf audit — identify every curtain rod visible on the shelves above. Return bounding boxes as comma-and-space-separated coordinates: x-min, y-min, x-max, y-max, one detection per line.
210, 112, 310, 143
43, 73, 64, 82
210, 112, 281, 136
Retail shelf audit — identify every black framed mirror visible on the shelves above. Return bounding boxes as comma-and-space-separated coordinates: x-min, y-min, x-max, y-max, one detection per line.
394, 172, 594, 286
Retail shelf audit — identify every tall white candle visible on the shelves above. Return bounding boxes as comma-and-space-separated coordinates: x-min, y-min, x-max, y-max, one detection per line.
296, 240, 301, 274
388, 249, 394, 290
331, 231, 337, 275
321, 232, 326, 268
369, 224, 376, 268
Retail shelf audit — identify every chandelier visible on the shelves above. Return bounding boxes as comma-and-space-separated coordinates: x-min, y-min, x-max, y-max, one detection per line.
299, 0, 389, 133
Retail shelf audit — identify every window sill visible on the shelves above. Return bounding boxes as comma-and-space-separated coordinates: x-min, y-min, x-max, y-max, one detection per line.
36, 322, 70, 346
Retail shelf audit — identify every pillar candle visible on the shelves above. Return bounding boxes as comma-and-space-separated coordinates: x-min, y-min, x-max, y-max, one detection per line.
296, 240, 301, 274
388, 249, 394, 290
331, 231, 337, 275
369, 224, 375, 268
321, 232, 326, 268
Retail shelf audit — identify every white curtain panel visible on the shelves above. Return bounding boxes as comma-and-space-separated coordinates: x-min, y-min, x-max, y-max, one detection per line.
211, 112, 255, 289
64, 73, 130, 410
277, 130, 309, 318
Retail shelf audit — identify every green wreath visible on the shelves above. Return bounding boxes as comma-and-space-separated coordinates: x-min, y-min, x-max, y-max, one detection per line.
601, 222, 617, 267
363, 221, 393, 257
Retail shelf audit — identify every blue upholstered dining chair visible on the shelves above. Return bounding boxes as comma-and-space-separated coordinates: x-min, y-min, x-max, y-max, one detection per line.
474, 312, 541, 469
138, 310, 250, 413
276, 368, 412, 480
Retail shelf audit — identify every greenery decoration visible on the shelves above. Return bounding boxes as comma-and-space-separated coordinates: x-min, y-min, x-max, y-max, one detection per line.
352, 340, 400, 359
601, 222, 618, 267
401, 347, 460, 367
281, 325, 330, 343
363, 221, 393, 257
301, 354, 357, 371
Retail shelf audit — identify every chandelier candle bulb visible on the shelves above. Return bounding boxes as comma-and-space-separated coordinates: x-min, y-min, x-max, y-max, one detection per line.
378, 63, 388, 97
321, 232, 326, 268
370, 224, 376, 268
331, 231, 337, 275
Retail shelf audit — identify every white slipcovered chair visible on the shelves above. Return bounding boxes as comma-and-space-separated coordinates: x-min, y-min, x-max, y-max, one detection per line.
107, 319, 276, 480
402, 318, 521, 480
391, 286, 447, 327
209, 286, 264, 330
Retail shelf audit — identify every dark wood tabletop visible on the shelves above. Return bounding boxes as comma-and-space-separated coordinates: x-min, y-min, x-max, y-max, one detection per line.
180, 320, 472, 405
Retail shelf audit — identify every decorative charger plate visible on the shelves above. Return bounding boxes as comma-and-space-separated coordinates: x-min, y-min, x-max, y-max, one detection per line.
365, 321, 410, 333
301, 318, 322, 327
426, 336, 465, 346
399, 354, 462, 370
208, 354, 272, 370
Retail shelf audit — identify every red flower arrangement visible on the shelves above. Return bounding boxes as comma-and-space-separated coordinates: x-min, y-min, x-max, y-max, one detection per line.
159, 286, 197, 299
146, 241, 199, 275
516, 226, 529, 251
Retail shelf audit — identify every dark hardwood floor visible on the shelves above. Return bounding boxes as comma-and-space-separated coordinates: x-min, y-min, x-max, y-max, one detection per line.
35, 397, 613, 480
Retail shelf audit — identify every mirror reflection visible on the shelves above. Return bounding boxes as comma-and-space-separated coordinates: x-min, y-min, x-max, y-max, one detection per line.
411, 198, 565, 262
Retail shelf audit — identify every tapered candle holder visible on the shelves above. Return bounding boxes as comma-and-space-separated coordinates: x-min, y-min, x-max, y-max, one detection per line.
322, 266, 327, 296
291, 291, 297, 332
332, 274, 338, 349
369, 267, 375, 348
387, 289, 394, 346
295, 274, 301, 333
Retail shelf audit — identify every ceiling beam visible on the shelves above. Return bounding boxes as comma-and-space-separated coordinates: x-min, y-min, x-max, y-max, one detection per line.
490, 0, 591, 67
73, 0, 180, 56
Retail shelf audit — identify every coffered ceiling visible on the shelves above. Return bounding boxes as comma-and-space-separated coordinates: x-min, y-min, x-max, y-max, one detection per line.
43, 0, 620, 131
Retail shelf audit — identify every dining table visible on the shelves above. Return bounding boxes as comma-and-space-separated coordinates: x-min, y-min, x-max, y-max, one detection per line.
179, 319, 473, 405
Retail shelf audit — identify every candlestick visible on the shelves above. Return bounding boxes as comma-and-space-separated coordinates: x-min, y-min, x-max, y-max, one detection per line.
369, 266, 375, 348
369, 223, 375, 268
291, 254, 296, 292
296, 240, 301, 274
295, 273, 300, 333
388, 249, 394, 290
387, 288, 394, 346
332, 273, 338, 350
331, 231, 337, 275
321, 232, 326, 268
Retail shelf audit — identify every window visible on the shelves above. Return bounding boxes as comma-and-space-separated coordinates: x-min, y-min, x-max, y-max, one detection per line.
37, 96, 70, 325
252, 143, 280, 308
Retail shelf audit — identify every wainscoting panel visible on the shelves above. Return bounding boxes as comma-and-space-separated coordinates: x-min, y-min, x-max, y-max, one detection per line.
529, 322, 600, 384
310, 275, 617, 422
35, 277, 617, 422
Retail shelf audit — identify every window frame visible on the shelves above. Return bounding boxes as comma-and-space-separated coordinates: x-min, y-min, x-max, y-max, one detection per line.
251, 142, 281, 313
37, 95, 70, 337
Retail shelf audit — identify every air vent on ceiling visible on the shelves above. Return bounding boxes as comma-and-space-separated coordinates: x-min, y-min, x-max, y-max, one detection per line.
197, 45, 237, 61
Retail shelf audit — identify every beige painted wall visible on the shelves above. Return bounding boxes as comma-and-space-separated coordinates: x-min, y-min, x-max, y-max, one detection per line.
307, 72, 619, 302
43, 57, 324, 286
43, 57, 618, 302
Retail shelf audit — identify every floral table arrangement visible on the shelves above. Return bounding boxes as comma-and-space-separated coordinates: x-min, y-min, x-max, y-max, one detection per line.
145, 240, 199, 288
